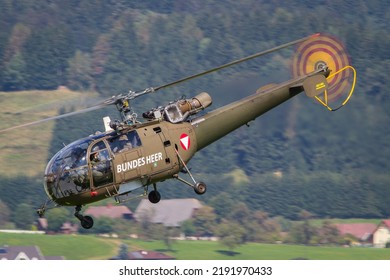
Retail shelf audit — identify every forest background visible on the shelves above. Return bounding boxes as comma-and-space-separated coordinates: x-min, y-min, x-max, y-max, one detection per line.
0, 0, 389, 231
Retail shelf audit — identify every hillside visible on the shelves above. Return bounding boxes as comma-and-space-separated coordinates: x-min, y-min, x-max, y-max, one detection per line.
0, 89, 98, 177
0, 0, 389, 222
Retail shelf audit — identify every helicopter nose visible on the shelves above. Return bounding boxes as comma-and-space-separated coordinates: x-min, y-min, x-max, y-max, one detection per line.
44, 163, 91, 205
43, 138, 93, 205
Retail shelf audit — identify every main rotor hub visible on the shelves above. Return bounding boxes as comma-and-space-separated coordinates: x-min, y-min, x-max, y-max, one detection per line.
115, 98, 139, 124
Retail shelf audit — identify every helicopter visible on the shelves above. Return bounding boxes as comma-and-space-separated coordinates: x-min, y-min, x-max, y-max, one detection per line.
0, 33, 356, 229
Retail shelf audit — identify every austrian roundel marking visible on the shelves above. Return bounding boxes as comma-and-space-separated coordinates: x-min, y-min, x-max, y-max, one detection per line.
180, 133, 190, 150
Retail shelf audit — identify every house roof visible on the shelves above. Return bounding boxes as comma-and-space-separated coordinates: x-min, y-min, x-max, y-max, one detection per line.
335, 223, 377, 241
84, 204, 133, 219
0, 246, 44, 260
128, 250, 175, 260
60, 222, 78, 233
381, 219, 390, 228
134, 198, 202, 227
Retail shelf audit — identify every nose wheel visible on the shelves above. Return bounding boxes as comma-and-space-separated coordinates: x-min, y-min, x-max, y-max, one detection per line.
36, 199, 55, 218
74, 205, 94, 229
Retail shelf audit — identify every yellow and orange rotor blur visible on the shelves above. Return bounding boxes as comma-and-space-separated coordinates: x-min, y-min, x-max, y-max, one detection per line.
292, 33, 351, 102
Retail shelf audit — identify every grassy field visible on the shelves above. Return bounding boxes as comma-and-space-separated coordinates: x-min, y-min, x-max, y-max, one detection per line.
126, 240, 390, 260
1, 232, 390, 260
310, 218, 383, 227
0, 232, 119, 259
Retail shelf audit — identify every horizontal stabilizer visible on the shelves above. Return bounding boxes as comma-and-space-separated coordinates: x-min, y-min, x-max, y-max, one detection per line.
303, 75, 328, 97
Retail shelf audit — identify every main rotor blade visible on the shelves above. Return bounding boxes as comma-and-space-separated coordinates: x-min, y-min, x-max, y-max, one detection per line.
151, 33, 321, 92
0, 103, 107, 133
1, 34, 320, 133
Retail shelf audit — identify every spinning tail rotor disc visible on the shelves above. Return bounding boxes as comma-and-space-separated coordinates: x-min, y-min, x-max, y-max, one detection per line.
292, 34, 354, 104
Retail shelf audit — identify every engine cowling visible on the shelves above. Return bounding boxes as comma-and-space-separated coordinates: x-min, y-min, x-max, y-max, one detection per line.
143, 92, 212, 123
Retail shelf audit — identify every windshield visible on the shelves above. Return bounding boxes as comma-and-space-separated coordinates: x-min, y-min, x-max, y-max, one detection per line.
45, 138, 91, 175
44, 136, 100, 201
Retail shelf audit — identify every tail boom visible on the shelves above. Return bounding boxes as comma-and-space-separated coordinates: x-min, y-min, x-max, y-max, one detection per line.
192, 71, 326, 151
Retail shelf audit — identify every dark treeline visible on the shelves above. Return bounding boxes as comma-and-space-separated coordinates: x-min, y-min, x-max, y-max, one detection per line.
0, 0, 389, 223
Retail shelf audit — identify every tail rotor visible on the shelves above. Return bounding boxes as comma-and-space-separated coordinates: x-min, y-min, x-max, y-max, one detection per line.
292, 34, 356, 111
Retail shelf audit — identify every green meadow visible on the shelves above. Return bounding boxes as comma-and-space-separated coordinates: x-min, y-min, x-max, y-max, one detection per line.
1, 233, 390, 260
0, 233, 118, 259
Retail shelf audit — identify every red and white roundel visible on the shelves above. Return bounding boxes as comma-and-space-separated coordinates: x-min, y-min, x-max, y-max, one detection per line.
180, 133, 190, 150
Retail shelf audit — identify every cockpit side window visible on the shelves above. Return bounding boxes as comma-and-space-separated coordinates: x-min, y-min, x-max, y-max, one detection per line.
107, 131, 141, 154
90, 140, 113, 187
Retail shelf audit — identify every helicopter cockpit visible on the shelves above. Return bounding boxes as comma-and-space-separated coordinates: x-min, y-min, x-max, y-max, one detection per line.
44, 137, 98, 202
43, 130, 142, 204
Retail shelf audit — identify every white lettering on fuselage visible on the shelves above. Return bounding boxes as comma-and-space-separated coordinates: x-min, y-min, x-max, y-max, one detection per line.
116, 152, 163, 173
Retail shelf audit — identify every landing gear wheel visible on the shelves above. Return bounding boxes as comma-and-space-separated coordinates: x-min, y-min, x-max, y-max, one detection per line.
74, 205, 94, 229
80, 215, 94, 229
36, 199, 54, 218
194, 182, 207, 195
36, 208, 45, 218
148, 190, 161, 204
